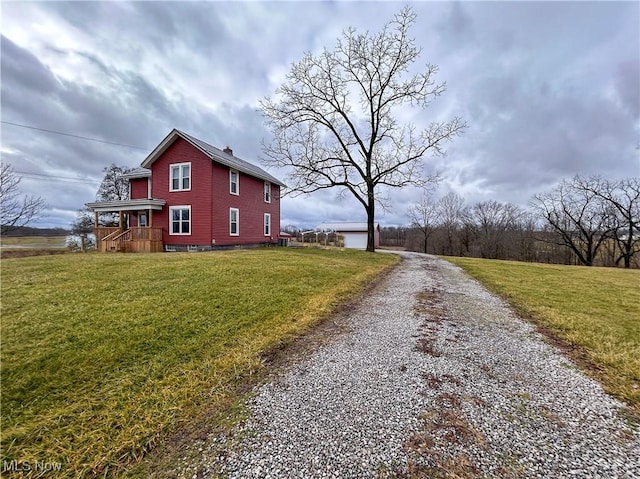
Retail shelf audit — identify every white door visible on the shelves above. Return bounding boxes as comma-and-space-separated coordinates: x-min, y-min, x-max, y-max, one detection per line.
344, 233, 367, 249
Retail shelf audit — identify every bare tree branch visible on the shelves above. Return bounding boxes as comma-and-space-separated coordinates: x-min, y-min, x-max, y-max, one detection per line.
407, 192, 440, 254
0, 163, 46, 234
260, 6, 466, 251
530, 175, 616, 266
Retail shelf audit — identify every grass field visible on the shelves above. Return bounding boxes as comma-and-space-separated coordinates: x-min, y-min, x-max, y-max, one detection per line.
0, 235, 67, 249
443, 257, 640, 415
1, 248, 397, 477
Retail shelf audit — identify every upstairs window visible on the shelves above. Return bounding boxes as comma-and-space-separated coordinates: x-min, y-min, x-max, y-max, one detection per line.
264, 213, 271, 236
170, 163, 191, 191
230, 208, 239, 236
230, 169, 239, 195
264, 181, 271, 203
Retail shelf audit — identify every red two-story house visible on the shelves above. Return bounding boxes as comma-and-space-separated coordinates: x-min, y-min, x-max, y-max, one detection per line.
86, 129, 284, 252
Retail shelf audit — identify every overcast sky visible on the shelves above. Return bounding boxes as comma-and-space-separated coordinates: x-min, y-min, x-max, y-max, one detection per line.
2, 1, 638, 230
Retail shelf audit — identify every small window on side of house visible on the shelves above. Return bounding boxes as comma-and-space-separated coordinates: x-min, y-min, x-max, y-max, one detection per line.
230, 169, 239, 195
264, 182, 271, 203
230, 208, 239, 236
264, 213, 271, 236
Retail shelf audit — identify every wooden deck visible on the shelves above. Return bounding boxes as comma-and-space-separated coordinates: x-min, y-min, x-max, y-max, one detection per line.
95, 227, 163, 253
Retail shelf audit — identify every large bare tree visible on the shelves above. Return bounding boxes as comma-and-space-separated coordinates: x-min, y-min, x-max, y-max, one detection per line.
436, 191, 467, 256
575, 176, 640, 268
0, 163, 46, 234
470, 200, 525, 259
531, 176, 616, 266
408, 193, 440, 254
261, 7, 466, 251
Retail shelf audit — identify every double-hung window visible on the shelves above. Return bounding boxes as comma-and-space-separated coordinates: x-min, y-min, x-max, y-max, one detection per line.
169, 206, 191, 235
230, 208, 239, 236
230, 169, 239, 195
264, 181, 271, 203
264, 213, 271, 236
170, 163, 191, 191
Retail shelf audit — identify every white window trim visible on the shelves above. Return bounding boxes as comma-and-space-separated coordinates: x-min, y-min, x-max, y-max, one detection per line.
169, 205, 191, 235
264, 181, 271, 203
169, 162, 191, 192
230, 207, 239, 236
264, 213, 271, 236
229, 169, 239, 196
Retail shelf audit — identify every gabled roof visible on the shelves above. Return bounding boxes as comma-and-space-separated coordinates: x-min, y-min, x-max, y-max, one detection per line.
317, 222, 379, 232
140, 129, 285, 187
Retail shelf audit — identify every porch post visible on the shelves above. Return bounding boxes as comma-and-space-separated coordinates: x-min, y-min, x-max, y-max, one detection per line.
94, 212, 99, 227
148, 209, 152, 239
119, 211, 124, 228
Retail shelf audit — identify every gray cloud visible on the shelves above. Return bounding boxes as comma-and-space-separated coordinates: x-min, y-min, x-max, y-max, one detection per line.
1, 1, 638, 230
1, 36, 59, 95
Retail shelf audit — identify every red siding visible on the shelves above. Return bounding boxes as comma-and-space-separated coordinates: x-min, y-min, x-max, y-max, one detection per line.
130, 178, 148, 199
148, 137, 280, 247
211, 163, 280, 246
151, 138, 213, 246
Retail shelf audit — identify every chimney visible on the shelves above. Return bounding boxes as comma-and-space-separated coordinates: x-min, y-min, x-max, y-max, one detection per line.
223, 146, 233, 156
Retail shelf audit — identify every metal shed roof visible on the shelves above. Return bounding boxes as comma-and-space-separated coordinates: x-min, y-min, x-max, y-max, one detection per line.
317, 222, 379, 232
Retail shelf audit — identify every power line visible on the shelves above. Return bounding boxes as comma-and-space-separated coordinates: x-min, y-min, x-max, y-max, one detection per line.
1, 120, 151, 151
14, 170, 100, 184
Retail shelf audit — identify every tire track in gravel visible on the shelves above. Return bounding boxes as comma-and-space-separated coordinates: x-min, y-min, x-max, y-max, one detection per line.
175, 252, 639, 479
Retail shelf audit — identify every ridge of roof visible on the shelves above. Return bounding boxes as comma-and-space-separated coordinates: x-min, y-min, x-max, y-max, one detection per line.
140, 129, 285, 186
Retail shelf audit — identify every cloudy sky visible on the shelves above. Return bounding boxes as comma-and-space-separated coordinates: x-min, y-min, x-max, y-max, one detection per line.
2, 1, 638, 230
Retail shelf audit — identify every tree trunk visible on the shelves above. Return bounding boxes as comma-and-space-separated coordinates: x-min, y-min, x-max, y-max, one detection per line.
366, 186, 376, 252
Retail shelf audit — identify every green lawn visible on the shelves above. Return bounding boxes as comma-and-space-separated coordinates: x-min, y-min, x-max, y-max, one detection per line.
443, 257, 640, 415
0, 235, 67, 248
1, 248, 397, 477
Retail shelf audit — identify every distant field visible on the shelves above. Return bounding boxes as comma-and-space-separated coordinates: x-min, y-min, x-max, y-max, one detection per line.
444, 257, 640, 415
0, 235, 67, 249
1, 248, 397, 477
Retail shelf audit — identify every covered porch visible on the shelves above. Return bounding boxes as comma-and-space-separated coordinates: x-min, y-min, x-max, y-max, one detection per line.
85, 199, 166, 253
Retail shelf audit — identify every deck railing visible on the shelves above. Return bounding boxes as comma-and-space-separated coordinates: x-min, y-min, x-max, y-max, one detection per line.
126, 227, 163, 241
95, 227, 163, 253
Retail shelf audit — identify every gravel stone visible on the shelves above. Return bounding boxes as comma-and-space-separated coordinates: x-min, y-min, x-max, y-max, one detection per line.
179, 252, 639, 478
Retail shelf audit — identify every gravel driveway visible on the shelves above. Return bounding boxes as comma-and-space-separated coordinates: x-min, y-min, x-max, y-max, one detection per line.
182, 252, 639, 478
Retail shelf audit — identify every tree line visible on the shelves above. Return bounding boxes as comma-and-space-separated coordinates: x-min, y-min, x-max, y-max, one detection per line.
385, 175, 639, 268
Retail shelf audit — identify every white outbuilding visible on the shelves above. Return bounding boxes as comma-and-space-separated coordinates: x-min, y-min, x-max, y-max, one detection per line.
317, 222, 380, 249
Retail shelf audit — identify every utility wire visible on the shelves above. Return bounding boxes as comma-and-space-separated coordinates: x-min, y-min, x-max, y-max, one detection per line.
1, 120, 151, 151
14, 170, 100, 184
